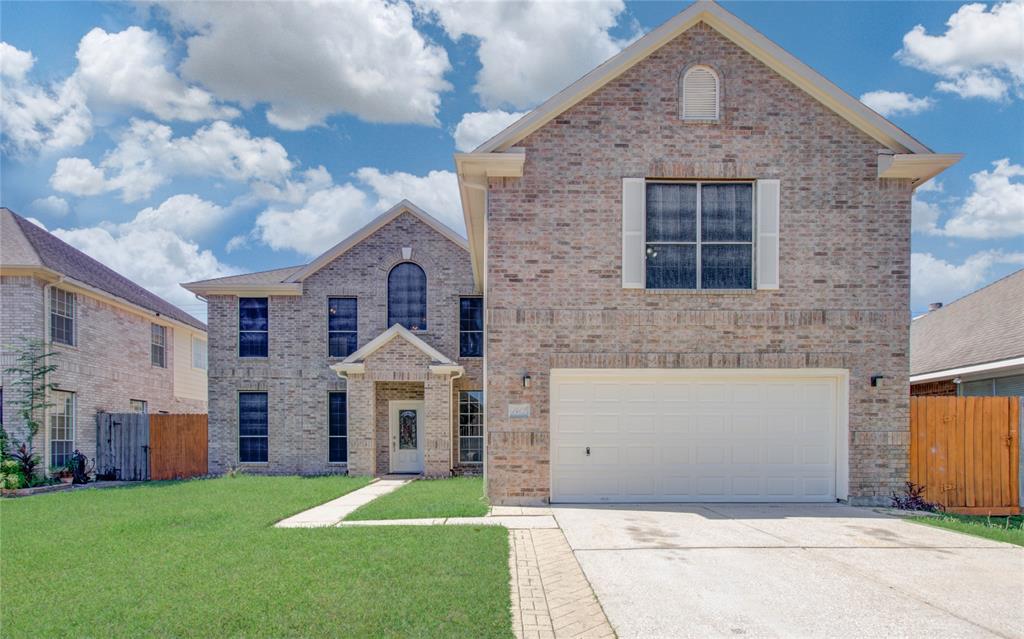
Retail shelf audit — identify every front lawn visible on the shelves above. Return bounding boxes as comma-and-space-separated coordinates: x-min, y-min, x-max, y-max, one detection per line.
0, 475, 511, 638
347, 476, 488, 521
911, 512, 1024, 547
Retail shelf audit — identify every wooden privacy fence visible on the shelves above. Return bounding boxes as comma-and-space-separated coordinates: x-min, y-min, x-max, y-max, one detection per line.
910, 396, 1021, 515
96, 413, 208, 481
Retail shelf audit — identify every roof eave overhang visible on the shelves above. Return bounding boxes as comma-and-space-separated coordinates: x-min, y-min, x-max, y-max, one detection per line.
878, 153, 964, 186
181, 283, 303, 297
910, 356, 1024, 384
455, 150, 527, 291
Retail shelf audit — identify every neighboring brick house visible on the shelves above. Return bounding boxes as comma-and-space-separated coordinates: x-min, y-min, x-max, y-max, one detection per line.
910, 269, 1024, 398
455, 1, 960, 505
0, 209, 207, 470
184, 202, 483, 476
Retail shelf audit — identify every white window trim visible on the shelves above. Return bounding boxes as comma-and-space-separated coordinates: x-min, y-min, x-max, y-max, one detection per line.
48, 390, 75, 470
49, 287, 76, 347
192, 336, 208, 371
644, 180, 756, 291
151, 323, 167, 368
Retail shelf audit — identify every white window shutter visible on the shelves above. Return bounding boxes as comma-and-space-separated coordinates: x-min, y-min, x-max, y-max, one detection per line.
756, 179, 780, 290
622, 178, 646, 288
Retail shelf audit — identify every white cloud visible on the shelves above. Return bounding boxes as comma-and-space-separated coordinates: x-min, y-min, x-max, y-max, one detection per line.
255, 183, 373, 256
897, 0, 1024, 101
418, 0, 636, 109
942, 159, 1024, 238
52, 225, 237, 319
164, 0, 450, 130
859, 90, 934, 117
74, 27, 238, 122
50, 119, 293, 202
911, 194, 942, 235
453, 109, 526, 151
355, 167, 462, 232
0, 42, 92, 154
911, 250, 1024, 309
128, 194, 231, 240
30, 195, 70, 217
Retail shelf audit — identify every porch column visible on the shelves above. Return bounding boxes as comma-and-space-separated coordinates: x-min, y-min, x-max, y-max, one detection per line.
423, 373, 452, 477
346, 375, 376, 475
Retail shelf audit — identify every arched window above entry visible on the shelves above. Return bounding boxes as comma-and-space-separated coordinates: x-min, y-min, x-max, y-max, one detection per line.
680, 65, 720, 121
387, 262, 427, 330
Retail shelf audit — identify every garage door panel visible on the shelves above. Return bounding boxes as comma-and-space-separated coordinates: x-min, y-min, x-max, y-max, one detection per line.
551, 370, 842, 503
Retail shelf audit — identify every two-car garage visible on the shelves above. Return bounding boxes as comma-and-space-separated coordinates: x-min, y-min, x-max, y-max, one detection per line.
549, 369, 849, 503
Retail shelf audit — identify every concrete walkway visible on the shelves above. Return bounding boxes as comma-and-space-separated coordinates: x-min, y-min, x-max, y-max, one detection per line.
337, 507, 559, 529
274, 478, 410, 528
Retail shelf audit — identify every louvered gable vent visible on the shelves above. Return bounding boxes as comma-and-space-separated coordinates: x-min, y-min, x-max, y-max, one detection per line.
681, 66, 719, 120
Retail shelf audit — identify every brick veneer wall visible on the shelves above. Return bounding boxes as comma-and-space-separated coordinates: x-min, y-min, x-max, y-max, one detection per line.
0, 275, 205, 467
483, 24, 914, 505
206, 212, 480, 474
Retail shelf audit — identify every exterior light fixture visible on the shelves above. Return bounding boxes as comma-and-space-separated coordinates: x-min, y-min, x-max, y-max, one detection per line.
870, 375, 886, 387
523, 374, 532, 388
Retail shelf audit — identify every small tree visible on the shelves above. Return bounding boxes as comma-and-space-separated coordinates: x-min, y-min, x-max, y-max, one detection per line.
3, 338, 58, 481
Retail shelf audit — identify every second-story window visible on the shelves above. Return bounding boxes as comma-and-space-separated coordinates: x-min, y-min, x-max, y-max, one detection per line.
50, 288, 75, 346
192, 336, 208, 370
328, 298, 358, 358
239, 297, 268, 357
459, 297, 483, 357
387, 263, 427, 330
151, 324, 167, 367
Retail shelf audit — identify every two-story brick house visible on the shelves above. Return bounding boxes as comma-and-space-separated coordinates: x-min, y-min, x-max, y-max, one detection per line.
1, 209, 208, 470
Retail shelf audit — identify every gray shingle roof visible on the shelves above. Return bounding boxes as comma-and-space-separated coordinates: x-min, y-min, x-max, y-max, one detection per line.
910, 268, 1024, 376
185, 265, 305, 287
1, 209, 206, 331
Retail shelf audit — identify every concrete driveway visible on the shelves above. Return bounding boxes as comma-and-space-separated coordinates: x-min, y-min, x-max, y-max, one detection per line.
552, 503, 1024, 639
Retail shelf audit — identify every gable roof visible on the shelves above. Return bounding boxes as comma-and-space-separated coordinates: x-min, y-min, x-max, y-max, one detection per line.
474, 0, 930, 155
329, 324, 463, 377
182, 265, 305, 297
910, 269, 1024, 379
1, 208, 206, 331
285, 200, 468, 283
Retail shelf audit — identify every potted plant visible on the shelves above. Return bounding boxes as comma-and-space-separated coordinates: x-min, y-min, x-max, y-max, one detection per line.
52, 460, 74, 484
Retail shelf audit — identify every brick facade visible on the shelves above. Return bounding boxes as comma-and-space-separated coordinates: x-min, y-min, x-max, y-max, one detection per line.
483, 24, 914, 505
205, 212, 483, 475
0, 275, 206, 468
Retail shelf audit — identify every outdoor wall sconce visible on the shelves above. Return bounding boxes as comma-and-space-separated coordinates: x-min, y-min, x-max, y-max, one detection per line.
522, 374, 532, 388
870, 375, 886, 387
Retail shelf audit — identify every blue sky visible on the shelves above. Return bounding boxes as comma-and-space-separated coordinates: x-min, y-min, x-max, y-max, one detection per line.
2, 0, 1022, 321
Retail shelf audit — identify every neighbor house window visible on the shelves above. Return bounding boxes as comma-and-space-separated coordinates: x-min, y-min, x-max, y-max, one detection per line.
459, 297, 483, 358
239, 298, 268, 357
328, 392, 347, 463
645, 182, 754, 290
459, 390, 483, 464
387, 263, 427, 330
192, 336, 207, 370
680, 65, 720, 121
130, 399, 147, 413
50, 288, 75, 346
151, 324, 167, 367
50, 390, 74, 468
238, 392, 268, 463
328, 298, 358, 358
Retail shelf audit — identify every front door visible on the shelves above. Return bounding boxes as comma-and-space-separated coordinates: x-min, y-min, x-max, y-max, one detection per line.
389, 400, 425, 474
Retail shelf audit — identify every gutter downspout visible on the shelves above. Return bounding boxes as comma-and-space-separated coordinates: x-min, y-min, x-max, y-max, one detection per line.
449, 368, 464, 474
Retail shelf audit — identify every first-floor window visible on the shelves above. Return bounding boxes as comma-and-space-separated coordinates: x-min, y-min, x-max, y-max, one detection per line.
459, 390, 483, 464
130, 399, 147, 413
239, 392, 268, 462
50, 390, 75, 468
328, 392, 347, 463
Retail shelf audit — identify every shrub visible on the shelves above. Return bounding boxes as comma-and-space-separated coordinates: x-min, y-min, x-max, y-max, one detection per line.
891, 481, 943, 512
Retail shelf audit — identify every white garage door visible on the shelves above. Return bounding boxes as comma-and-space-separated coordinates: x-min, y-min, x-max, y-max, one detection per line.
550, 369, 846, 503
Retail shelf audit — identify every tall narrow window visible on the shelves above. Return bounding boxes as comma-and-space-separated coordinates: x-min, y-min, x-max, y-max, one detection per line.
680, 65, 720, 121
328, 392, 347, 463
328, 298, 358, 357
459, 390, 483, 464
238, 392, 268, 462
50, 288, 75, 346
645, 182, 753, 290
151, 324, 167, 367
459, 297, 483, 357
239, 298, 268, 357
387, 263, 427, 330
50, 390, 74, 468
192, 336, 208, 370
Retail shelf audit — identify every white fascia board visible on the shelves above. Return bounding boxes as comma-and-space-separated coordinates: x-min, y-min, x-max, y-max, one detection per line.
910, 357, 1024, 384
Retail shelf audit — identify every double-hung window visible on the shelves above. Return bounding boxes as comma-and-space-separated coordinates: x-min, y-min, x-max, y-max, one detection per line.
328, 392, 347, 463
151, 324, 167, 367
50, 390, 74, 468
50, 288, 75, 346
238, 392, 268, 463
328, 298, 358, 358
130, 399, 148, 413
239, 298, 268, 357
192, 337, 207, 370
458, 390, 483, 464
459, 297, 483, 358
645, 182, 754, 290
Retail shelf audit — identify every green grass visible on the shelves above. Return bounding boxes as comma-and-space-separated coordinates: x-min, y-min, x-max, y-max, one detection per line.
0, 475, 512, 638
911, 512, 1024, 546
346, 477, 489, 521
